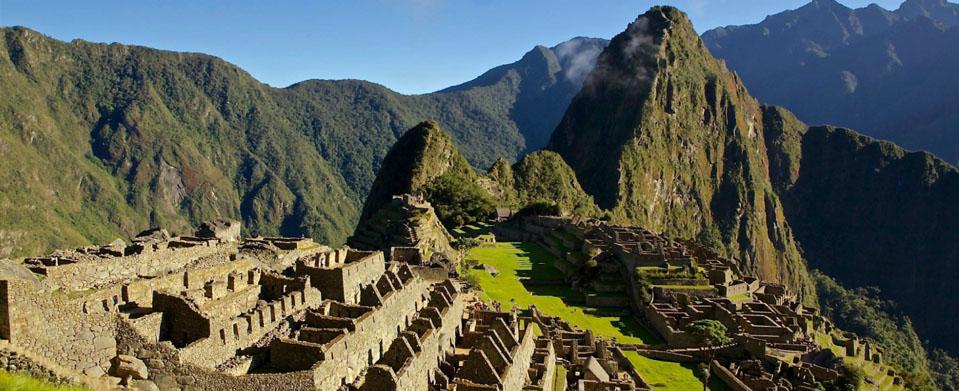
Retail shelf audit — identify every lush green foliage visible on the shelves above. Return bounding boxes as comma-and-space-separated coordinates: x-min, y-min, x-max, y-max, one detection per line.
684, 320, 731, 347
0, 27, 602, 258
813, 270, 938, 390
515, 201, 563, 218
452, 237, 481, 251
766, 107, 959, 357
930, 349, 959, 391
503, 151, 600, 216
424, 173, 496, 228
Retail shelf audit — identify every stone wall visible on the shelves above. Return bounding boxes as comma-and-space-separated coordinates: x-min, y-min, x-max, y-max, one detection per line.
41, 244, 225, 291
2, 279, 118, 377
710, 360, 751, 391
500, 322, 538, 391
309, 274, 430, 390
384, 281, 466, 390
296, 250, 385, 304
179, 286, 322, 369
114, 320, 316, 391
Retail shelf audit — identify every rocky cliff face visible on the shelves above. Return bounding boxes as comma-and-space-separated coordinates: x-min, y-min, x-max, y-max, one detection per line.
764, 105, 959, 354
548, 7, 815, 301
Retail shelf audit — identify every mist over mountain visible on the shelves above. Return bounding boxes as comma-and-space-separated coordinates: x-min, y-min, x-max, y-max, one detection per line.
440, 37, 608, 152
702, 0, 959, 164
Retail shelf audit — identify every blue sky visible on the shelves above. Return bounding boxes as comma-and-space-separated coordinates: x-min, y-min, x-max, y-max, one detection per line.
1, 0, 903, 94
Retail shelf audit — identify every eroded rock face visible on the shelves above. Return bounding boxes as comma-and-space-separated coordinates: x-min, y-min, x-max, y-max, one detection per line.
110, 354, 149, 381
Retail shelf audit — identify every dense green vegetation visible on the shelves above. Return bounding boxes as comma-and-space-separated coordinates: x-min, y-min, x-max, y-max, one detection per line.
490, 151, 600, 216
813, 270, 937, 390
0, 27, 604, 258
423, 172, 497, 228
764, 104, 959, 359
356, 121, 598, 234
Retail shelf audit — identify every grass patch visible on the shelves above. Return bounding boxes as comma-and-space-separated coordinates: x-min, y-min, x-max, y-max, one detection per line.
468, 241, 659, 344
728, 292, 751, 302
0, 371, 89, 391
623, 351, 728, 391
452, 223, 494, 241
553, 365, 567, 391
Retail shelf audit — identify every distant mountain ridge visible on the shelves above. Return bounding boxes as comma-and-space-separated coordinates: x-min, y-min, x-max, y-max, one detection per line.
440, 37, 608, 152
702, 0, 959, 164
0, 26, 604, 257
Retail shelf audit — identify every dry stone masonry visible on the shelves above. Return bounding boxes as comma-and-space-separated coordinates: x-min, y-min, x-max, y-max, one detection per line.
0, 214, 900, 390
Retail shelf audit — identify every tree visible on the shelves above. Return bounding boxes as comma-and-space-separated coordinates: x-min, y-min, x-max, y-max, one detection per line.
685, 319, 732, 391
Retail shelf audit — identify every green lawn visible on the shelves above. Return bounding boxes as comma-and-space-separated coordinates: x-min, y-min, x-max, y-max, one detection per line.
0, 371, 89, 391
452, 223, 493, 239
623, 351, 728, 391
468, 241, 659, 344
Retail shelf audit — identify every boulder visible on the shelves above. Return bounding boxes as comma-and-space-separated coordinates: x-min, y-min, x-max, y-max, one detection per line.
109, 355, 149, 380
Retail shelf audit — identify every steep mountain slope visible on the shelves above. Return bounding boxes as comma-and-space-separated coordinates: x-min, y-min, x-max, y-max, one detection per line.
548, 6, 815, 301
486, 151, 599, 216
441, 37, 608, 152
355, 121, 598, 234
702, 0, 959, 164
0, 27, 604, 258
0, 27, 358, 256
357, 120, 494, 227
763, 105, 959, 354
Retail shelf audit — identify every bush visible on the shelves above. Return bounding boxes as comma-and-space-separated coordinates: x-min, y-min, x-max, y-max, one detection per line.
453, 237, 481, 251
424, 173, 496, 228
837, 362, 865, 391
515, 201, 562, 218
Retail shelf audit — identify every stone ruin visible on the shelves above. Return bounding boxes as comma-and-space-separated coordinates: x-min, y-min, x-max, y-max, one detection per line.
492, 214, 892, 391
1, 220, 595, 391
0, 214, 900, 390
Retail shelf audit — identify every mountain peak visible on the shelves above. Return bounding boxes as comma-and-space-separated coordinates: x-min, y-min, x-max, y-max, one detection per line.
897, 0, 959, 25
358, 120, 465, 222
548, 6, 814, 299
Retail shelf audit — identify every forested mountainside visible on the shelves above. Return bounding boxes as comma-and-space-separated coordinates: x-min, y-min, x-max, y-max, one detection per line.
355, 120, 597, 233
0, 26, 603, 258
763, 105, 959, 356
702, 0, 959, 164
547, 6, 816, 303
547, 5, 959, 368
